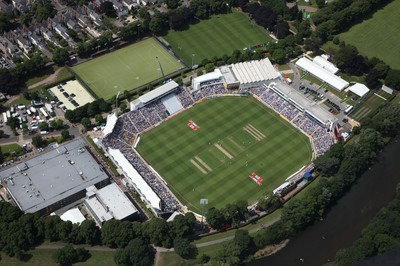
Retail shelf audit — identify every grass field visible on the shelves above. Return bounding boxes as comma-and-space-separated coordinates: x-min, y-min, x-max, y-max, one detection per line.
137, 97, 312, 211
72, 38, 184, 100
339, 0, 400, 69
163, 11, 272, 66
351, 93, 387, 121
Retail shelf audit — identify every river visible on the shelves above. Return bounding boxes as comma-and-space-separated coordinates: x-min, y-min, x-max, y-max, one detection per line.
248, 137, 400, 266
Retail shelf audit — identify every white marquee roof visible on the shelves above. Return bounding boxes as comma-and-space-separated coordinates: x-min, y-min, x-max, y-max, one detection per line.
296, 57, 349, 91
108, 148, 161, 210
348, 83, 370, 97
313, 56, 339, 74
60, 208, 86, 224
230, 58, 279, 84
102, 113, 118, 137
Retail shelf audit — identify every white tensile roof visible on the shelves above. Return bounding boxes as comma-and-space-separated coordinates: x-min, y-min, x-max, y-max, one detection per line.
348, 83, 370, 97
60, 208, 86, 224
313, 56, 339, 74
102, 112, 118, 137
296, 57, 349, 91
230, 58, 279, 84
108, 148, 161, 210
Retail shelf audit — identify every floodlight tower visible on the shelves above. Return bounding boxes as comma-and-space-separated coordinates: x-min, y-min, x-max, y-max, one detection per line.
156, 56, 166, 82
115, 90, 120, 112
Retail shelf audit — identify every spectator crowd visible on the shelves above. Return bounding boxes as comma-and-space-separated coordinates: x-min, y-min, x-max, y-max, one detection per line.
102, 82, 333, 214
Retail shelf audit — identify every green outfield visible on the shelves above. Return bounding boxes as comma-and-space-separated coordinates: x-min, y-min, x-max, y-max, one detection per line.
72, 38, 184, 100
163, 11, 272, 66
137, 97, 312, 211
339, 0, 400, 69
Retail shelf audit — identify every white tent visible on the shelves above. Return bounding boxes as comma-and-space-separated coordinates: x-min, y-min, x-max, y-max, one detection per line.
313, 56, 339, 74
348, 83, 370, 97
296, 57, 349, 91
102, 113, 118, 137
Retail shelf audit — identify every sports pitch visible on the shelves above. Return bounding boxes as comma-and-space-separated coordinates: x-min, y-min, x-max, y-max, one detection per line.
137, 97, 312, 211
339, 0, 400, 69
72, 38, 184, 100
163, 11, 272, 66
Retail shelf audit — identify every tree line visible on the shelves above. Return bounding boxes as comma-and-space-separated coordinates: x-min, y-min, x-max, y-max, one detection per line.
64, 98, 111, 128
313, 0, 394, 40
326, 42, 400, 91
0, 201, 198, 264
334, 183, 400, 264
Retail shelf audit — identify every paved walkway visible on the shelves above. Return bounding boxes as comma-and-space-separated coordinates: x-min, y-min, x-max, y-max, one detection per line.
36, 244, 115, 252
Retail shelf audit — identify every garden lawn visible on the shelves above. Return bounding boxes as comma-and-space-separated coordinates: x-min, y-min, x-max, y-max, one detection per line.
339, 0, 400, 69
163, 11, 272, 66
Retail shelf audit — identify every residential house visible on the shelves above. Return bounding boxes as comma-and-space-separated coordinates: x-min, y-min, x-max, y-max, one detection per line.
112, 0, 128, 16
16, 36, 32, 54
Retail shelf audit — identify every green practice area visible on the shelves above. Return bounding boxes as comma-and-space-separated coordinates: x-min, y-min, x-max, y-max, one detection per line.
339, 0, 400, 69
137, 97, 312, 211
163, 11, 272, 66
72, 38, 184, 100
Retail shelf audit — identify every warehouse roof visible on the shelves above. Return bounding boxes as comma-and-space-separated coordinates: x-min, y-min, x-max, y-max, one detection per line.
1, 139, 109, 213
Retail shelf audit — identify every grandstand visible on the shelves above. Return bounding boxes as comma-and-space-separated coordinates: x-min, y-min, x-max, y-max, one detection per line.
100, 83, 334, 215
130, 80, 180, 111
191, 69, 223, 92
296, 57, 349, 91
269, 82, 338, 128
221, 58, 280, 89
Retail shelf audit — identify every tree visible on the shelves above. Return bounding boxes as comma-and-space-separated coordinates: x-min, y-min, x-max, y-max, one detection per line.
173, 237, 196, 259
0, 68, 20, 95
78, 220, 100, 245
100, 1, 116, 17
190, 0, 210, 19
0, 12, 13, 33
258, 192, 280, 211
275, 21, 290, 39
119, 103, 127, 113
95, 114, 104, 125
216, 241, 241, 265
81, 117, 91, 129
149, 11, 168, 35
6, 117, 20, 131
114, 238, 153, 266
204, 63, 215, 73
61, 130, 71, 141
165, 0, 180, 9
39, 121, 49, 131
33, 1, 56, 22
142, 218, 171, 247
53, 244, 90, 266
206, 208, 225, 230
233, 230, 254, 259
385, 69, 400, 90
52, 48, 69, 65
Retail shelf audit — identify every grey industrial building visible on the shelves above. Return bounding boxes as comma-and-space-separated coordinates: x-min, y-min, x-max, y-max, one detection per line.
0, 139, 110, 215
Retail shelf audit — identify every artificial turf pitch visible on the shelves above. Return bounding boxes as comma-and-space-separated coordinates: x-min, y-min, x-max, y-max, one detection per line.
163, 11, 272, 66
137, 96, 312, 211
339, 0, 400, 70
72, 38, 184, 100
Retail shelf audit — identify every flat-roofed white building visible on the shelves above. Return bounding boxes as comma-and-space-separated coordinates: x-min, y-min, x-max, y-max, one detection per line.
296, 57, 349, 91
84, 183, 138, 227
